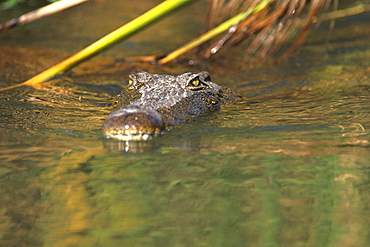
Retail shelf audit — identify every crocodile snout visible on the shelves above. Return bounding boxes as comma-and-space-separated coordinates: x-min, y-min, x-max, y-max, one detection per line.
103, 105, 165, 141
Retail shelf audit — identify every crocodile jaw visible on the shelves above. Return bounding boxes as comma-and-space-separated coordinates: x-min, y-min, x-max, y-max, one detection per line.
103, 105, 164, 141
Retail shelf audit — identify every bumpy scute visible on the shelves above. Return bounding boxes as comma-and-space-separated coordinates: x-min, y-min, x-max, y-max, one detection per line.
103, 71, 240, 141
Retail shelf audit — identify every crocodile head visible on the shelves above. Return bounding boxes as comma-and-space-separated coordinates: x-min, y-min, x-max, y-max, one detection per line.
103, 71, 239, 141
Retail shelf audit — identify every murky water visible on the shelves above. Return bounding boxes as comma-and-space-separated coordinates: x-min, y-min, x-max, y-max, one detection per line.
1, 1, 369, 246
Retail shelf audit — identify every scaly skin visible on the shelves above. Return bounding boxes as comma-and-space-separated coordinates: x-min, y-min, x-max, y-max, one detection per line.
103, 71, 240, 141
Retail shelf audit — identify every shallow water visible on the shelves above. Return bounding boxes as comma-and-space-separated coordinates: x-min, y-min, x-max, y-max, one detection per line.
0, 1, 370, 247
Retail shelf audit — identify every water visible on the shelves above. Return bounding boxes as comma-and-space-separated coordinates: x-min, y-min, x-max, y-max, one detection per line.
0, 1, 369, 246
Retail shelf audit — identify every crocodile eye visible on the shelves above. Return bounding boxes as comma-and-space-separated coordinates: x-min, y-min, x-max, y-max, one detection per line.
191, 79, 200, 87
127, 79, 134, 89
186, 76, 209, 91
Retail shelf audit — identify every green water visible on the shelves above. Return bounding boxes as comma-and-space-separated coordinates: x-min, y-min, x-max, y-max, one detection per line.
0, 1, 369, 246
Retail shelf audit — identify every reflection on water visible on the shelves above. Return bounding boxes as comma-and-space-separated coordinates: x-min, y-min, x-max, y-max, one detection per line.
1, 74, 369, 246
1, 1, 370, 246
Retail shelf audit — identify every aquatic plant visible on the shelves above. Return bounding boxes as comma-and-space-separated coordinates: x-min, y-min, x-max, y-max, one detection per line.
0, 0, 367, 90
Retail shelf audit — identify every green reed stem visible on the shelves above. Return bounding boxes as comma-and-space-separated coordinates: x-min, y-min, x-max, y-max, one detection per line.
1, 0, 196, 91
159, 0, 273, 64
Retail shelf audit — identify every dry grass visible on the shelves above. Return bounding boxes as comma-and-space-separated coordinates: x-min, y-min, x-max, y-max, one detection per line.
203, 0, 333, 59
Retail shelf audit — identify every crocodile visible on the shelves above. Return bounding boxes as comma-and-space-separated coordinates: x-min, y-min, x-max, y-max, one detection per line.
102, 71, 240, 141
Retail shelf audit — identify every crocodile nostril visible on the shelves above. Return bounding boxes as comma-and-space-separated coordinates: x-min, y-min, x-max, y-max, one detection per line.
103, 106, 164, 141
102, 71, 240, 141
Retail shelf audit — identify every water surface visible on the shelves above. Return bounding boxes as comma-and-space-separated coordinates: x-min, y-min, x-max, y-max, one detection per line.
0, 1, 369, 246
